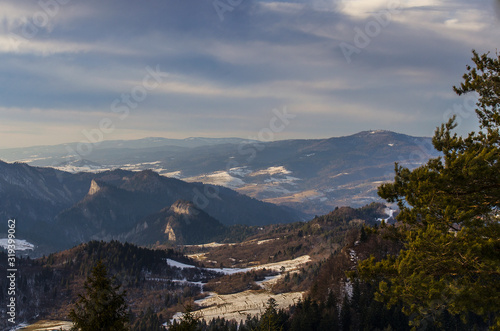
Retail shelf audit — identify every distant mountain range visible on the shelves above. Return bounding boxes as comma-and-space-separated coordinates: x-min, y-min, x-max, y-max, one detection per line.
0, 162, 301, 255
0, 130, 439, 215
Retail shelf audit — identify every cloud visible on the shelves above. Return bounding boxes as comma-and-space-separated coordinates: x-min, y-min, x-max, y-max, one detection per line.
0, 0, 497, 148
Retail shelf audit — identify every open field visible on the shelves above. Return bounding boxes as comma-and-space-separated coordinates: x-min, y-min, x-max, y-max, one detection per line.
171, 255, 311, 324
18, 320, 72, 331
193, 290, 304, 323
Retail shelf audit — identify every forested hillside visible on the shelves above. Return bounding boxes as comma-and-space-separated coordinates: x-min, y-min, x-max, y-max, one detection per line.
0, 241, 220, 330
1, 202, 389, 330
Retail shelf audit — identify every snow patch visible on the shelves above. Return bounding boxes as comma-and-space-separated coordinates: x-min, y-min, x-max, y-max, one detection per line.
257, 238, 277, 245
166, 258, 198, 269
15, 156, 51, 163
377, 207, 395, 222
0, 238, 35, 251
251, 166, 291, 176
161, 170, 182, 178
185, 171, 246, 189
228, 166, 253, 177
170, 279, 204, 289
264, 175, 300, 184
207, 266, 250, 275
166, 255, 311, 276
119, 162, 159, 171
140, 161, 162, 165
166, 258, 249, 275
348, 249, 357, 262
53, 165, 109, 174
184, 242, 236, 248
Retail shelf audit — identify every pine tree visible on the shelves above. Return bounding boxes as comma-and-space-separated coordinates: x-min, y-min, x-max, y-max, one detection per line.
357, 50, 500, 329
259, 298, 283, 331
69, 260, 129, 331
340, 295, 351, 331
359, 226, 368, 243
169, 305, 198, 331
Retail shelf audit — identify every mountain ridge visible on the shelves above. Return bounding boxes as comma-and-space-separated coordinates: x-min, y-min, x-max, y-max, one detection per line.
0, 163, 302, 255
0, 130, 439, 216
128, 200, 228, 245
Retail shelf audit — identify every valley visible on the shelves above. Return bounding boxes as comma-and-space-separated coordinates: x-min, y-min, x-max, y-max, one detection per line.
1, 203, 390, 330
0, 129, 493, 330
0, 163, 301, 256
0, 131, 438, 216
0, 0, 497, 327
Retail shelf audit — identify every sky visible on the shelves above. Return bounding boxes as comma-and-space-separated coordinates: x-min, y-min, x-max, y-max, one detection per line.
0, 0, 499, 148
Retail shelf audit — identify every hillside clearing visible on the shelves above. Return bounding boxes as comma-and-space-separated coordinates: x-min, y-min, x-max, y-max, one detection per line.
193, 290, 304, 322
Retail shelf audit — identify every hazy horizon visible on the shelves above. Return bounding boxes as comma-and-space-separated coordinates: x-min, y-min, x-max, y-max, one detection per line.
0, 129, 432, 150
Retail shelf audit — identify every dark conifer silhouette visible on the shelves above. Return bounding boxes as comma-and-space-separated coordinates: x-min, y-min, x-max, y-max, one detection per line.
69, 260, 129, 331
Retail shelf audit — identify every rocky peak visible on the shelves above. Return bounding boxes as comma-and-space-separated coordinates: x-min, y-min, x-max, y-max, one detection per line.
170, 200, 197, 216
88, 180, 102, 196
164, 223, 177, 241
